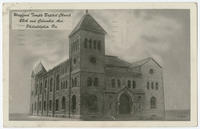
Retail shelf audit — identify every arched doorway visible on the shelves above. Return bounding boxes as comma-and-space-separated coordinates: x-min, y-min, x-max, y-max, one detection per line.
87, 95, 98, 113
119, 93, 131, 114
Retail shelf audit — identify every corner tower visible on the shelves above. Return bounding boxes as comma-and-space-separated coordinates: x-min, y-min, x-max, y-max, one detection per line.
68, 10, 106, 119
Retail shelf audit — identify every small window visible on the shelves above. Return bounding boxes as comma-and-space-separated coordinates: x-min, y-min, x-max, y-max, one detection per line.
156, 82, 159, 90
74, 77, 77, 87
87, 77, 92, 87
72, 95, 76, 112
50, 78, 53, 92
73, 58, 76, 64
89, 39, 92, 48
55, 99, 59, 111
151, 82, 154, 89
111, 79, 115, 88
63, 81, 65, 89
97, 41, 101, 50
94, 77, 98, 86
43, 101, 46, 111
65, 80, 68, 88
34, 102, 36, 111
49, 100, 52, 111
90, 56, 96, 64
45, 80, 47, 88
39, 101, 41, 110
93, 40, 96, 49
40, 83, 42, 94
62, 97, 66, 109
149, 69, 154, 74
132, 80, 136, 88
56, 75, 60, 90
128, 80, 131, 88
84, 38, 88, 48
117, 79, 121, 88
147, 82, 149, 89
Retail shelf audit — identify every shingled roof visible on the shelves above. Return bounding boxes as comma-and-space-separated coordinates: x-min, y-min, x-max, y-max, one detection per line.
69, 11, 106, 37
105, 55, 131, 68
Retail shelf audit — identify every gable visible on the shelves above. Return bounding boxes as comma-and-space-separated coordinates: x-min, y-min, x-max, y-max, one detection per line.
131, 57, 162, 69
69, 13, 106, 37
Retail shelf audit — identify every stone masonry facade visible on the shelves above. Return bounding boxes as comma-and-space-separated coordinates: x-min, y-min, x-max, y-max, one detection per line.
30, 11, 165, 120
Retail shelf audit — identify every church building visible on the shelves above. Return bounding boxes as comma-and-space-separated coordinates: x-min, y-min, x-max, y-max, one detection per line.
30, 11, 165, 120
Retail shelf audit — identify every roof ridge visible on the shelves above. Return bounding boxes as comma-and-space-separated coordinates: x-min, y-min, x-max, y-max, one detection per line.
69, 12, 106, 37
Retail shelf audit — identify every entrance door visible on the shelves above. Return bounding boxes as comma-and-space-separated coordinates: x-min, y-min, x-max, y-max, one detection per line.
119, 94, 131, 114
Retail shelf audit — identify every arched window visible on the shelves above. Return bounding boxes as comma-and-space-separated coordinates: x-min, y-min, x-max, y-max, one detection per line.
132, 80, 136, 89
65, 80, 68, 89
117, 79, 121, 88
97, 41, 101, 50
39, 101, 41, 110
93, 40, 96, 49
156, 82, 159, 90
94, 77, 98, 86
151, 82, 154, 89
43, 101, 46, 111
150, 96, 156, 109
84, 38, 88, 48
40, 83, 42, 94
55, 99, 59, 111
45, 80, 47, 88
49, 100, 52, 111
73, 58, 76, 64
149, 69, 154, 74
34, 102, 36, 111
128, 80, 131, 88
147, 82, 149, 90
111, 79, 115, 88
63, 81, 65, 89
87, 77, 92, 87
50, 78, 53, 92
87, 95, 98, 112
72, 95, 76, 112
89, 39, 92, 48
56, 75, 60, 90
62, 96, 66, 109
74, 77, 77, 87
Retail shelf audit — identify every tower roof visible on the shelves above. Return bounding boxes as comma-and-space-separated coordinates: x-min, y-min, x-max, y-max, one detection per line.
69, 11, 106, 37
32, 61, 47, 76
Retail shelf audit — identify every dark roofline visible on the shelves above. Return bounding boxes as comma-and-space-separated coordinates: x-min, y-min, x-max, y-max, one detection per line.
69, 13, 106, 37
150, 57, 162, 68
132, 57, 162, 68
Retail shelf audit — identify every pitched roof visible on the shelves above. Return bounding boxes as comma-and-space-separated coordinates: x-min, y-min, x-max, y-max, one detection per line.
131, 57, 162, 68
69, 12, 106, 37
32, 61, 47, 75
105, 55, 131, 68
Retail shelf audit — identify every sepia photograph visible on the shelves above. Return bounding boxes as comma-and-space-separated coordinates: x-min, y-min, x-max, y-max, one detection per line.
3, 2, 197, 127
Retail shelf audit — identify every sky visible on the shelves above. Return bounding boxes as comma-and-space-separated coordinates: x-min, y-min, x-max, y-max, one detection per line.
9, 9, 190, 114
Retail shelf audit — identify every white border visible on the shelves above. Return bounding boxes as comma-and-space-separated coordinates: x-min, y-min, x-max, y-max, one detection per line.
2, 2, 198, 128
